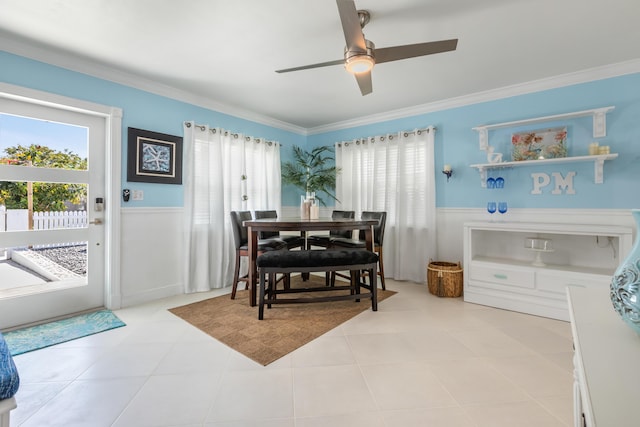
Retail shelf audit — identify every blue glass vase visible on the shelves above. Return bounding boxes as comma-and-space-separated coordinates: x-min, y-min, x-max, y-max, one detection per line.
610, 209, 640, 334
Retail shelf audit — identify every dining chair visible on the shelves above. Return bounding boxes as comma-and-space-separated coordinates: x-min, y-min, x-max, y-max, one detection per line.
306, 210, 355, 249
329, 211, 387, 290
254, 210, 305, 250
305, 210, 355, 285
229, 211, 288, 299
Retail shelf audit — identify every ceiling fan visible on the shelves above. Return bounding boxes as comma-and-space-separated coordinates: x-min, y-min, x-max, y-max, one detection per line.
275, 0, 458, 96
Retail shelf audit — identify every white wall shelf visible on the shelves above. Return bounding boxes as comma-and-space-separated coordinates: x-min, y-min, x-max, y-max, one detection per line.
472, 106, 615, 151
470, 154, 618, 187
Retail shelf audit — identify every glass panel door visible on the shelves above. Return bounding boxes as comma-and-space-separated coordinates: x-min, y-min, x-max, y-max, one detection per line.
0, 97, 106, 329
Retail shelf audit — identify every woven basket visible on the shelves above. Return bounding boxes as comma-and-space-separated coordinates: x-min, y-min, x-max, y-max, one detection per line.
427, 260, 463, 297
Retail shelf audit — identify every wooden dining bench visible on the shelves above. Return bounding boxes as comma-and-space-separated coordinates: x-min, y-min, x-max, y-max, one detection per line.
256, 249, 379, 320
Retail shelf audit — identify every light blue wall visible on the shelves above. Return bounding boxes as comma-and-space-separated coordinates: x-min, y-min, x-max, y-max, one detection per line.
0, 51, 305, 207
309, 73, 640, 209
2, 50, 639, 210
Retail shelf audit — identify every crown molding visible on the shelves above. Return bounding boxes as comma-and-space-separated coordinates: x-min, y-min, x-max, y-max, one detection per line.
307, 59, 640, 135
0, 32, 308, 136
3, 30, 639, 137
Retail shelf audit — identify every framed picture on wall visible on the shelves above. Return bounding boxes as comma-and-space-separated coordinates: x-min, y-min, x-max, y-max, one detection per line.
127, 127, 183, 184
511, 127, 568, 161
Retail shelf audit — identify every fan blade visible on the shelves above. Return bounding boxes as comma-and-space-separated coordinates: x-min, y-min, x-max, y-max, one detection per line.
275, 59, 345, 73
336, 0, 366, 51
375, 39, 458, 64
354, 70, 372, 96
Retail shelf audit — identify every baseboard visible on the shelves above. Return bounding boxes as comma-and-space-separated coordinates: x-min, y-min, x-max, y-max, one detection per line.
121, 283, 183, 308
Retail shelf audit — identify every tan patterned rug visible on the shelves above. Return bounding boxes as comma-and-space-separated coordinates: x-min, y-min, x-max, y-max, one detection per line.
169, 275, 396, 365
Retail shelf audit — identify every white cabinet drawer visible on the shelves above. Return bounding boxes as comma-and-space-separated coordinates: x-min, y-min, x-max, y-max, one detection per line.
469, 263, 535, 289
536, 271, 609, 295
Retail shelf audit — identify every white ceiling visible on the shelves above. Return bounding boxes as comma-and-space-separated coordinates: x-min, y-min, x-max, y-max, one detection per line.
1, 0, 639, 132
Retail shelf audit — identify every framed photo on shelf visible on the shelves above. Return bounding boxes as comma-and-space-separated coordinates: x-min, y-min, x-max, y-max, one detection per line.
511, 127, 567, 161
127, 127, 183, 184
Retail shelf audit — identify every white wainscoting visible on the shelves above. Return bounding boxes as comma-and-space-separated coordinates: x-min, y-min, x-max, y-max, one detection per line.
120, 207, 183, 307
117, 206, 635, 308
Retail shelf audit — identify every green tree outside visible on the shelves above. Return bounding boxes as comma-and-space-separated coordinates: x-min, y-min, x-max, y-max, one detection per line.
0, 144, 87, 211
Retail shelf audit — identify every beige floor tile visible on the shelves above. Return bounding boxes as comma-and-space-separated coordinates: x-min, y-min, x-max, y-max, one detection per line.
360, 361, 457, 410
13, 346, 104, 383
291, 335, 356, 367
293, 364, 377, 417
205, 369, 293, 423
463, 400, 568, 427
8, 382, 68, 426
153, 340, 233, 375
449, 327, 537, 358
428, 358, 530, 405
346, 332, 420, 364
296, 412, 385, 427
403, 329, 477, 360
485, 354, 573, 398
10, 279, 577, 427
537, 395, 574, 426
382, 407, 476, 427
338, 310, 402, 335
113, 373, 222, 426
499, 324, 574, 354
542, 350, 575, 372
468, 305, 547, 328
204, 418, 295, 426
22, 377, 146, 427
77, 342, 173, 380
365, 309, 451, 333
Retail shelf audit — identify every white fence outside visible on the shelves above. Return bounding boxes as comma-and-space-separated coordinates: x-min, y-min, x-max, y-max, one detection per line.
0, 209, 88, 231
33, 210, 88, 230
0, 209, 87, 250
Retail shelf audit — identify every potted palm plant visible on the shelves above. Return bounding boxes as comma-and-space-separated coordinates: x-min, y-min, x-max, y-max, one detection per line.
281, 145, 340, 206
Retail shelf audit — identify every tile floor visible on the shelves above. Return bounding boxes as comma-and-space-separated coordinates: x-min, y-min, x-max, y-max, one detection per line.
9, 279, 574, 426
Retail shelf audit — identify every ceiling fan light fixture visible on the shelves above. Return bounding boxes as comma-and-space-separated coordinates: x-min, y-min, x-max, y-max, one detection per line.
345, 55, 375, 74
275, 2, 458, 95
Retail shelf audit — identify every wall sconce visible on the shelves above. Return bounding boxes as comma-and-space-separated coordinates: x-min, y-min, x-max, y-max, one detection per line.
442, 164, 453, 182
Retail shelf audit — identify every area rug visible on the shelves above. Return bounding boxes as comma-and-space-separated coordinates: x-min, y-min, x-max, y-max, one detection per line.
3, 310, 126, 356
169, 276, 396, 366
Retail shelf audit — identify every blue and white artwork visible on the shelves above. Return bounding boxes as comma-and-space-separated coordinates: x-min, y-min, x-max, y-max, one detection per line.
127, 127, 183, 184
141, 141, 172, 173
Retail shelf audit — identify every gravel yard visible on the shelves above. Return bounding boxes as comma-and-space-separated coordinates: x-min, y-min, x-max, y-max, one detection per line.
33, 244, 87, 276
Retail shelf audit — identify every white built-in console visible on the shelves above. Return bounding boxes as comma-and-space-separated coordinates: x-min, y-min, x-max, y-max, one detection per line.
568, 286, 640, 427
463, 221, 632, 321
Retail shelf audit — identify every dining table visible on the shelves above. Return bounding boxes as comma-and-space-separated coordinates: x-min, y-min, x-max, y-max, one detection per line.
244, 217, 378, 307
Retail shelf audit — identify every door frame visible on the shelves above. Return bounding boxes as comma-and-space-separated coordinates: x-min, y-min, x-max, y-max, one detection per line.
0, 82, 123, 310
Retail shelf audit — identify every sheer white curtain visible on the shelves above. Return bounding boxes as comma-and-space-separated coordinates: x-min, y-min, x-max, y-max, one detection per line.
335, 127, 436, 282
182, 122, 281, 293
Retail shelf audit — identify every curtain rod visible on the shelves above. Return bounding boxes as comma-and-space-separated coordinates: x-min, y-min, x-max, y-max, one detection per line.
337, 126, 435, 146
184, 121, 280, 146
185, 121, 433, 146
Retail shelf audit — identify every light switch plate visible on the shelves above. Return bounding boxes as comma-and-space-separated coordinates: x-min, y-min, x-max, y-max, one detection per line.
132, 190, 144, 201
